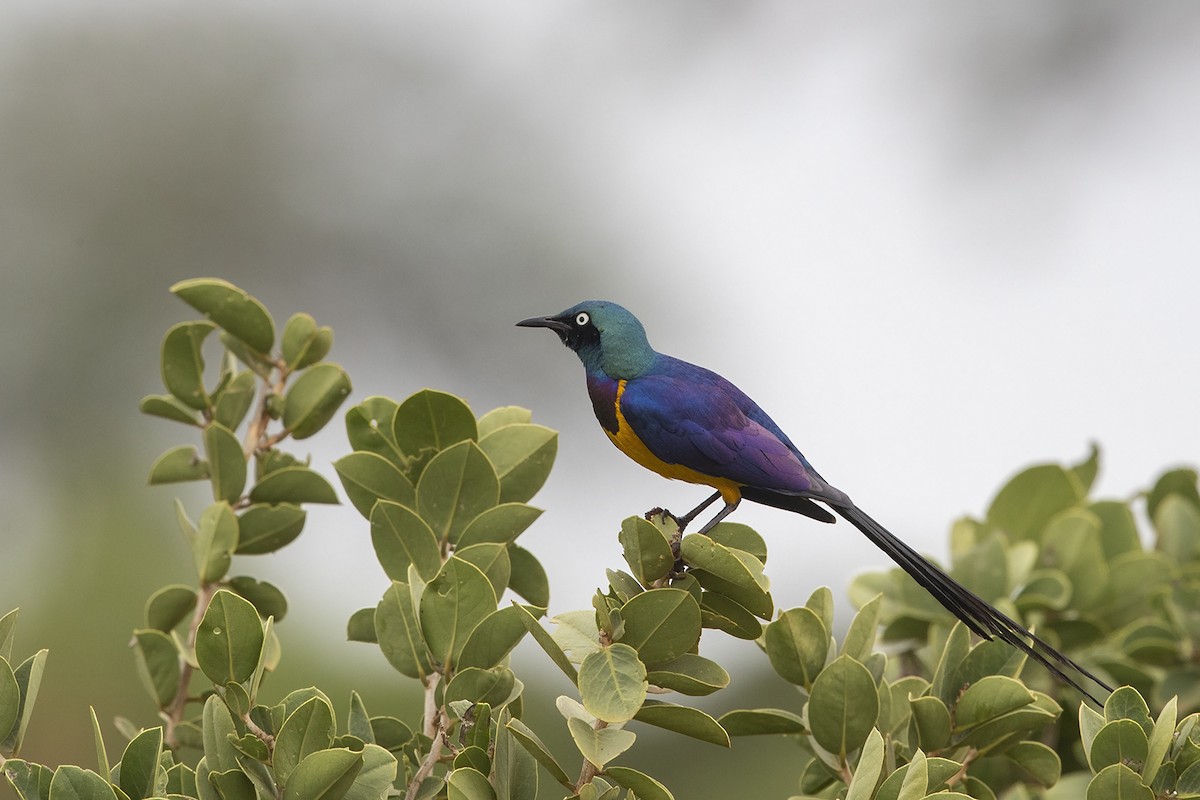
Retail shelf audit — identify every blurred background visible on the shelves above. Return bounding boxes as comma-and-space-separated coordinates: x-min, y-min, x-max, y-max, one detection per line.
2, 1, 1198, 796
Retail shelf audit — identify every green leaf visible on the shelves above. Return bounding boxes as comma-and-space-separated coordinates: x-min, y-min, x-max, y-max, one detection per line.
1143, 695, 1176, 786
4, 759, 54, 800
420, 558, 498, 669
193, 502, 238, 583
477, 424, 557, 504
369, 501, 442, 583
1156, 494, 1200, 564
210, 768, 256, 800
172, 278, 275, 353
228, 576, 288, 621
954, 675, 1035, 730
1, 649, 48, 755
47, 766, 118, 800
211, 370, 257, 431
492, 718, 537, 800
131, 630, 180, 709
680, 535, 772, 619
619, 517, 674, 586
416, 441, 500, 544
393, 390, 478, 456
0, 609, 17, 662
1007, 740, 1061, 788
515, 603, 577, 684
457, 605, 538, 671
478, 407, 532, 437
88, 707, 111, 783
505, 719, 571, 790
1043, 508, 1108, 609
202, 695, 239, 772
1091, 719, 1150, 772
333, 452, 417, 519
566, 718, 635, 770
236, 503, 306, 554
1070, 443, 1101, 494
604, 766, 673, 800
698, 592, 762, 639
845, 728, 885, 800
148, 445, 210, 485
282, 313, 333, 371
1086, 763, 1153, 800
145, 585, 197, 632
346, 608, 377, 643
281, 748, 363, 800
909, 696, 951, 751
284, 363, 352, 440
0, 657, 20, 743
645, 653, 729, 696
986, 464, 1083, 540
195, 590, 264, 685
578, 643, 647, 724
717, 708, 805, 736
809, 655, 879, 756
275, 697, 335, 784
375, 581, 431, 680
249, 466, 339, 505
507, 545, 550, 608
764, 607, 828, 688
1147, 468, 1200, 520
343, 744, 396, 800
634, 700, 729, 746
161, 320, 217, 410
616, 589, 700, 665
446, 768, 496, 800
458, 504, 543, 548
445, 667, 516, 708
1105, 686, 1153, 731
456, 543, 512, 602
344, 397, 404, 468
117, 727, 163, 800
204, 423, 247, 503
139, 394, 201, 426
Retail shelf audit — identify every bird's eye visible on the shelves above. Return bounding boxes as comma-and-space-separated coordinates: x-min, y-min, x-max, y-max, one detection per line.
575, 312, 590, 326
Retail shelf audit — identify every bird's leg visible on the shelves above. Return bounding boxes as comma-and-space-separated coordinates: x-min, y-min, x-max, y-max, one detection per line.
674, 491, 722, 532
695, 499, 740, 535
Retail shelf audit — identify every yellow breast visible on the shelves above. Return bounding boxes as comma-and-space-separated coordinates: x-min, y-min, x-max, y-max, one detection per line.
605, 380, 742, 504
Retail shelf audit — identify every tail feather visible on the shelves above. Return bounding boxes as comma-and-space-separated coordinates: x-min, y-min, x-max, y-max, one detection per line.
834, 504, 1112, 707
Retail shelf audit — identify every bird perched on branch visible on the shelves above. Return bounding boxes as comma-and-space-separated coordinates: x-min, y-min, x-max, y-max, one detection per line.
518, 300, 1111, 705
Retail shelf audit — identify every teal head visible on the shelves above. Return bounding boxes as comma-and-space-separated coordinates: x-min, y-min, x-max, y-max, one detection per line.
517, 301, 658, 379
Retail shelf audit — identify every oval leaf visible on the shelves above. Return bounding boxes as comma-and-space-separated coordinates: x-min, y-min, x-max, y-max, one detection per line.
333, 452, 416, 519
809, 655, 879, 756
370, 501, 442, 583
419, 558, 498, 669
764, 607, 828, 688
148, 445, 210, 485
204, 422, 247, 503
282, 313, 333, 370
578, 643, 647, 724
634, 700, 729, 747
236, 503, 306, 555
131, 630, 181, 709
284, 363, 352, 440
281, 748, 363, 800
617, 589, 701, 666
250, 467, 339, 505
417, 442, 500, 544
161, 320, 216, 410
195, 590, 264, 685
172, 278, 274, 353
375, 582, 431, 679
477, 424, 558, 504
392, 390, 477, 457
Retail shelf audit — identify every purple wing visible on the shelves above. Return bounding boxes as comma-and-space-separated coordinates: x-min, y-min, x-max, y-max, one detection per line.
618, 356, 846, 503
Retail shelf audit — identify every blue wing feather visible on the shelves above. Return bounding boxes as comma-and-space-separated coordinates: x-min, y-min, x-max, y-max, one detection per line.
619, 356, 848, 504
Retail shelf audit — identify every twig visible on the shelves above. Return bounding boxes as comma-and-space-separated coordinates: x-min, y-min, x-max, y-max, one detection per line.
405, 674, 444, 800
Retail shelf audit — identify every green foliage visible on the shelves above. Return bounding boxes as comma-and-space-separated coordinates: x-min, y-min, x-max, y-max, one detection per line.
4, 279, 1199, 800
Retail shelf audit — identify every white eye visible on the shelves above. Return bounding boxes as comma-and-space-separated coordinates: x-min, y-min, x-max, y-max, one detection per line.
575, 312, 590, 326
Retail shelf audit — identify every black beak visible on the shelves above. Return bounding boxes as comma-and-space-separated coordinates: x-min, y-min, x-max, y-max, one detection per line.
516, 315, 571, 334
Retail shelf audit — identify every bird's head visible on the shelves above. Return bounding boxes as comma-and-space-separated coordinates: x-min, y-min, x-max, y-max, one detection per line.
517, 300, 657, 379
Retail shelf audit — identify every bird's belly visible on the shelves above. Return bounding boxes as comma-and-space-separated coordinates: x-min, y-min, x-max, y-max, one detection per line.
608, 381, 741, 503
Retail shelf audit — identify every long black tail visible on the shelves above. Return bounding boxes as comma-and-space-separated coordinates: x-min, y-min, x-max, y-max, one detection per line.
835, 503, 1112, 707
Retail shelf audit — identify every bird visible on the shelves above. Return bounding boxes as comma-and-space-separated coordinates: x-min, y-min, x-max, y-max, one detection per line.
517, 300, 1111, 705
